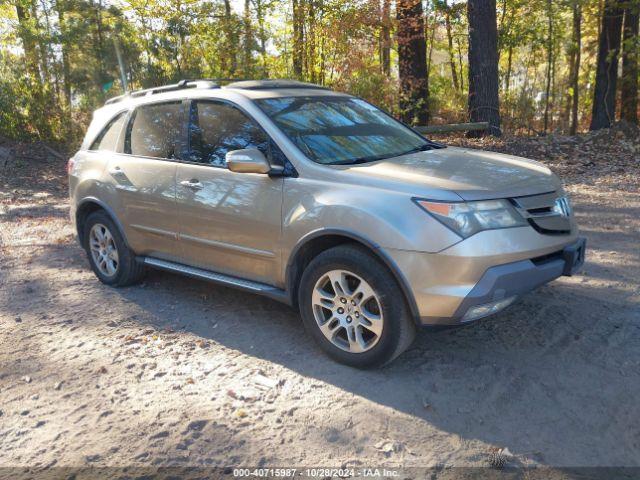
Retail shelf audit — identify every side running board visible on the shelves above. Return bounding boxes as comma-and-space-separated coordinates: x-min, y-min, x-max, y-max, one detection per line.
141, 257, 291, 305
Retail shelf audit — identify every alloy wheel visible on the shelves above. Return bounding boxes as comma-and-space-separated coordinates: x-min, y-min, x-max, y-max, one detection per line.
89, 223, 119, 277
311, 269, 384, 353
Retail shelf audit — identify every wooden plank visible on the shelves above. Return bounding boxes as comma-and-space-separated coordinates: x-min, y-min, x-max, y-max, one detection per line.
415, 122, 489, 134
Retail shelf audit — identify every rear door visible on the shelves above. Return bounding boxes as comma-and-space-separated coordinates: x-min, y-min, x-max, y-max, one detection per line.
107, 100, 183, 260
175, 99, 284, 285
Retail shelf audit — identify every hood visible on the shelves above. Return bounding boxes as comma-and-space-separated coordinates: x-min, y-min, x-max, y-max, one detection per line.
341, 146, 561, 201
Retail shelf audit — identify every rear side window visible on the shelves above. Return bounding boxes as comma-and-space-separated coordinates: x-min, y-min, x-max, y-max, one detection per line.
126, 102, 182, 159
90, 112, 127, 151
188, 101, 268, 167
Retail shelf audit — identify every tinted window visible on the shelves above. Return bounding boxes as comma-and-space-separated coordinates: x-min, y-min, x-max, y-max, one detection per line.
90, 112, 127, 151
127, 102, 182, 159
188, 101, 268, 167
255, 96, 432, 165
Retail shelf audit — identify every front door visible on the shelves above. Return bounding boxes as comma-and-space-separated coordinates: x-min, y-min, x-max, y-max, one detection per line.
175, 100, 283, 285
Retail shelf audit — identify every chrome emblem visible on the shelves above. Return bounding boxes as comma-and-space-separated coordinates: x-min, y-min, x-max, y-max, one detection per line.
553, 196, 572, 217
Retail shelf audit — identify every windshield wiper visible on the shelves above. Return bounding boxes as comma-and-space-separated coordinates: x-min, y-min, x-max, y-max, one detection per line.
328, 142, 433, 166
325, 156, 379, 166
397, 143, 433, 156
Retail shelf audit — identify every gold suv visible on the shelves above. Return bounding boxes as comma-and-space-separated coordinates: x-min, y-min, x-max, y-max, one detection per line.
69, 80, 586, 367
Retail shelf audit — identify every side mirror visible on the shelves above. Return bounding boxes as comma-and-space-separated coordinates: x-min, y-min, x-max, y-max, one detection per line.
226, 148, 271, 174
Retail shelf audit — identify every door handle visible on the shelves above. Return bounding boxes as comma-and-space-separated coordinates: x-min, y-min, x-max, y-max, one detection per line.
180, 179, 204, 191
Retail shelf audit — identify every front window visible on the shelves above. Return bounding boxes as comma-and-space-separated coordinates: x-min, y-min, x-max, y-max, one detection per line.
188, 101, 269, 167
255, 96, 434, 165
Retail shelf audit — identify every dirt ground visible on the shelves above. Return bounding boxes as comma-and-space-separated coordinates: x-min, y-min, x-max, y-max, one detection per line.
1, 128, 639, 476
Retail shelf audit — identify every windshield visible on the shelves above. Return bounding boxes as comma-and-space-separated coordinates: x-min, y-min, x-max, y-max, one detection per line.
254, 96, 434, 165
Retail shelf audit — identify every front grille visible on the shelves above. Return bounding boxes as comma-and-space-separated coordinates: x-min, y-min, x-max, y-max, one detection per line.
510, 191, 572, 235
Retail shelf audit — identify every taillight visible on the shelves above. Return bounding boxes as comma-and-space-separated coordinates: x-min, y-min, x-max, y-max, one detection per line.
67, 157, 75, 175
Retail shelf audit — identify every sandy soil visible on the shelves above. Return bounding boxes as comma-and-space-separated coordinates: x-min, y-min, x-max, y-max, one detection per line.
1, 134, 639, 475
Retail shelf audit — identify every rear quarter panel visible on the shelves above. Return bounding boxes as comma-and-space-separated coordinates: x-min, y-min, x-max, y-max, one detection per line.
69, 151, 114, 229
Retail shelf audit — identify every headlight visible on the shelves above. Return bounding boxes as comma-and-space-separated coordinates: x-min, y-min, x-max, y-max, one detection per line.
414, 198, 526, 238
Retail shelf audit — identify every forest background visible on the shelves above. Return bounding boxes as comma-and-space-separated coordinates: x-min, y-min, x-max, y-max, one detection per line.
0, 0, 638, 147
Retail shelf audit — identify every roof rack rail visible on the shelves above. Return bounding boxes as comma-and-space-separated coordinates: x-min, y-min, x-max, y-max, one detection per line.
103, 78, 329, 105
224, 79, 328, 90
104, 94, 127, 105
104, 79, 219, 105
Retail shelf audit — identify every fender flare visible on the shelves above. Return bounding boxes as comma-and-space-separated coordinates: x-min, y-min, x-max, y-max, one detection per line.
75, 197, 133, 250
285, 228, 421, 325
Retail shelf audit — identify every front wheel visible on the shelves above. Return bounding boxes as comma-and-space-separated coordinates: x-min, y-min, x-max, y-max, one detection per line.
298, 244, 416, 368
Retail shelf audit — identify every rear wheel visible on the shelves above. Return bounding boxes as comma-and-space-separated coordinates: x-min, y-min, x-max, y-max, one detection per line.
298, 244, 416, 368
83, 211, 145, 287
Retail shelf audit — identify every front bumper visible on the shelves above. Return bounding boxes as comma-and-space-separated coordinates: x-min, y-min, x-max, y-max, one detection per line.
386, 227, 586, 326
445, 237, 585, 324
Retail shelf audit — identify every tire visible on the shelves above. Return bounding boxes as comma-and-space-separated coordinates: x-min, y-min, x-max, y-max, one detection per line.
298, 244, 416, 368
83, 211, 145, 287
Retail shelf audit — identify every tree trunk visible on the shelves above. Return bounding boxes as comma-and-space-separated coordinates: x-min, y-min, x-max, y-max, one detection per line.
55, 0, 72, 121
427, 18, 436, 77
499, 0, 507, 31
15, 0, 41, 81
590, 0, 624, 130
569, 1, 582, 135
505, 45, 513, 93
397, 0, 429, 125
223, 0, 237, 76
90, 0, 108, 98
57, 2, 72, 103
456, 36, 464, 92
252, 0, 269, 76
620, 4, 639, 124
31, 0, 49, 85
292, 0, 304, 79
307, 0, 316, 83
444, 1, 459, 91
543, 0, 553, 133
379, 0, 391, 76
243, 0, 253, 76
467, 0, 501, 136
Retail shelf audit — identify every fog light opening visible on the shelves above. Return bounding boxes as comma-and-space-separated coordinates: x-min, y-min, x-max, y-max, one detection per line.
461, 296, 517, 323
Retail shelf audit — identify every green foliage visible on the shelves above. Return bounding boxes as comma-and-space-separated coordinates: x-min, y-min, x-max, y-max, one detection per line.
0, 0, 636, 145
